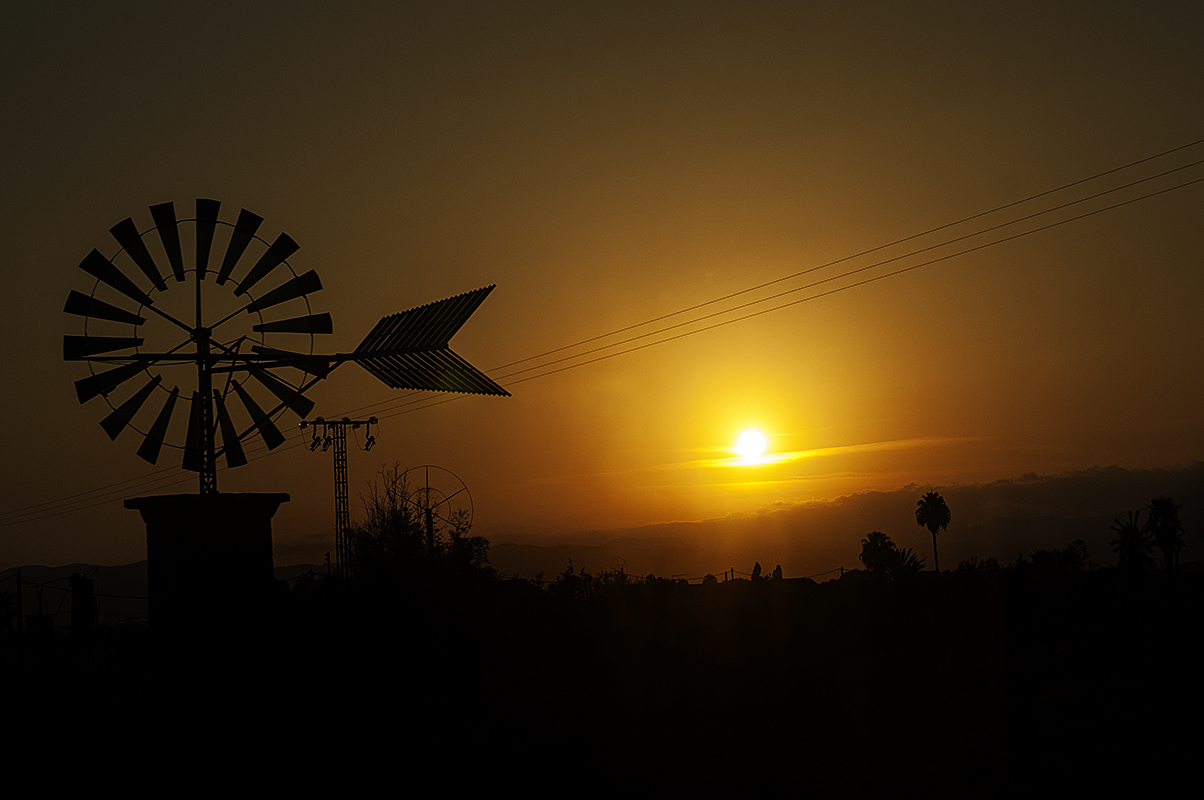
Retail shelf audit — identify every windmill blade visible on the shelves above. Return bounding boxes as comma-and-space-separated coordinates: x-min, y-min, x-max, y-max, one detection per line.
244, 270, 322, 313
63, 290, 146, 325
249, 367, 315, 417
250, 345, 333, 378
109, 217, 167, 292
150, 202, 186, 282
355, 285, 495, 352
182, 391, 206, 472
216, 208, 264, 285
100, 375, 162, 440
75, 361, 148, 403
78, 249, 154, 307
213, 390, 248, 468
63, 335, 144, 360
231, 379, 286, 449
234, 233, 300, 297
252, 313, 333, 334
136, 386, 179, 464
355, 348, 509, 396
195, 199, 220, 280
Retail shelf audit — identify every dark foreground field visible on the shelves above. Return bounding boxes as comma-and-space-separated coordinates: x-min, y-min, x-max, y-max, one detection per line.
7, 568, 1200, 792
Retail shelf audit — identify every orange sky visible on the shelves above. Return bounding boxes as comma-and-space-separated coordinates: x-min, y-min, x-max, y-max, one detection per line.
2, 2, 1202, 569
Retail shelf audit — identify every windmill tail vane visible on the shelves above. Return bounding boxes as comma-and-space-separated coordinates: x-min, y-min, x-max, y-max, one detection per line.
343, 285, 511, 397
244, 285, 511, 396
63, 199, 508, 494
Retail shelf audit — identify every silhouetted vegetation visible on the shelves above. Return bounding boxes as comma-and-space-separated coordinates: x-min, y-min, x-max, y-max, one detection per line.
955, 555, 1001, 577
7, 489, 1198, 792
1147, 496, 1185, 573
544, 560, 692, 602
344, 463, 494, 586
1109, 509, 1155, 576
915, 491, 951, 572
860, 531, 926, 581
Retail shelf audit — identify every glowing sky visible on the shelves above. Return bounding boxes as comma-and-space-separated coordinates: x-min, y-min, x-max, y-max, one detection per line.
2, 2, 1201, 568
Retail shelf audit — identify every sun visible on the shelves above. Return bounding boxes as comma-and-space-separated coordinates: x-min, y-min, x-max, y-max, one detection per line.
735, 430, 767, 459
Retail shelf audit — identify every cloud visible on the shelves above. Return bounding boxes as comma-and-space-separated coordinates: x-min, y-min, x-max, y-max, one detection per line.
689, 435, 981, 469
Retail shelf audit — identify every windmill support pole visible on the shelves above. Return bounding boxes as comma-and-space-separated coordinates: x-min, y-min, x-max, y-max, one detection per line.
197, 336, 218, 495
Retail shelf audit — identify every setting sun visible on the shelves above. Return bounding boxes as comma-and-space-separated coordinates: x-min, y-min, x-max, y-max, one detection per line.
735, 430, 767, 459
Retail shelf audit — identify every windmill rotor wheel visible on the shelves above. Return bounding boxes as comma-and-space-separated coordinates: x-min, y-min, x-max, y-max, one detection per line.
401, 465, 474, 537
63, 199, 332, 473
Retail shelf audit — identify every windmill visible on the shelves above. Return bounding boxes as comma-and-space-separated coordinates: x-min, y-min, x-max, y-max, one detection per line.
62, 199, 508, 627
64, 199, 508, 492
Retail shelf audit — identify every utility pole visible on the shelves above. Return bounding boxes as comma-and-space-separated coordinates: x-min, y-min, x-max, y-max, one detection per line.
301, 417, 377, 578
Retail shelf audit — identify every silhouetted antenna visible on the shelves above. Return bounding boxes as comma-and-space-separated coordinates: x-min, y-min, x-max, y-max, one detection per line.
401, 465, 473, 558
300, 416, 378, 578
63, 199, 508, 495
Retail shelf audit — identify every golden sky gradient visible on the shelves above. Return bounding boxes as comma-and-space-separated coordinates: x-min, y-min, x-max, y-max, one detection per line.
2, 2, 1201, 569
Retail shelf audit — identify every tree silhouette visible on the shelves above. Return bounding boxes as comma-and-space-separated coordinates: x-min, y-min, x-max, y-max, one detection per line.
915, 492, 951, 572
1146, 496, 1185, 574
346, 464, 493, 584
1028, 540, 1093, 574
859, 531, 926, 581
1109, 510, 1154, 576
887, 547, 926, 582
955, 555, 1000, 576
860, 531, 896, 576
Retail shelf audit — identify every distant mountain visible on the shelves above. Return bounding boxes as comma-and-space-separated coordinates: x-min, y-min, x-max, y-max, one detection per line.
8, 463, 1198, 591
489, 463, 1203, 580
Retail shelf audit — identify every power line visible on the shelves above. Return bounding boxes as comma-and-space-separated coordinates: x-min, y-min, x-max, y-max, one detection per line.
358, 171, 1204, 420
317, 136, 1204, 422
497, 174, 1204, 384
332, 147, 1204, 425
487, 157, 1204, 384
487, 136, 1204, 374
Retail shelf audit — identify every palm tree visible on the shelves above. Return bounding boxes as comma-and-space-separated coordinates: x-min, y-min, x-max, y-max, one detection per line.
1146, 496, 1185, 574
1109, 510, 1154, 575
860, 531, 896, 576
886, 547, 927, 582
915, 491, 951, 572
859, 532, 927, 582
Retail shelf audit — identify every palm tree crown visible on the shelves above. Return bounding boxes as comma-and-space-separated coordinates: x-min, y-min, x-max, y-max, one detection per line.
858, 531, 927, 581
860, 531, 895, 575
1109, 509, 1155, 574
915, 491, 951, 572
1146, 496, 1185, 573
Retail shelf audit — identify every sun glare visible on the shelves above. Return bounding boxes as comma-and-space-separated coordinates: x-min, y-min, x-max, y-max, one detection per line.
735, 430, 767, 460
